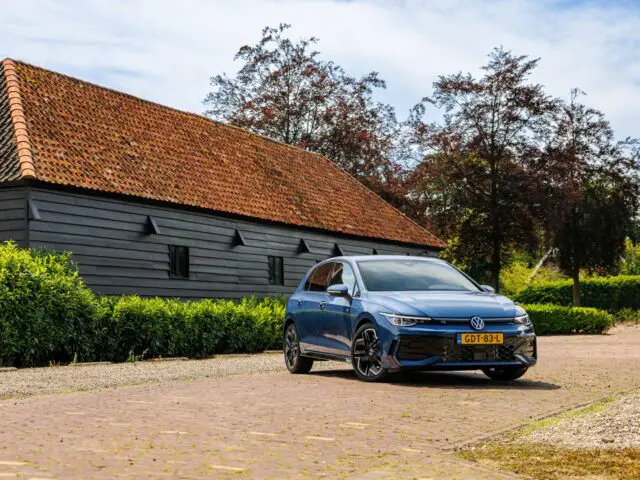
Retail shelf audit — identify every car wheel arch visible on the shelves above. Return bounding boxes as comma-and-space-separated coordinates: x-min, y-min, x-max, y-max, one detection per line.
283, 316, 295, 331
353, 313, 377, 335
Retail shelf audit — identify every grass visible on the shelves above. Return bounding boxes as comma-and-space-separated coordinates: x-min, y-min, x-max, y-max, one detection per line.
458, 396, 640, 480
460, 444, 640, 480
516, 396, 615, 436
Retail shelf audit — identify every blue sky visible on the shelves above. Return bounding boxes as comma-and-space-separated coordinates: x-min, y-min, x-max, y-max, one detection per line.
1, 0, 639, 138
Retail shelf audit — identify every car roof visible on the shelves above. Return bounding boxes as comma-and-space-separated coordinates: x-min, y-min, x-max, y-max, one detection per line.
325, 255, 446, 263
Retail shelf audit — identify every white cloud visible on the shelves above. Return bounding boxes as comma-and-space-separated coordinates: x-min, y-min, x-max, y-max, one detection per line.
1, 0, 639, 137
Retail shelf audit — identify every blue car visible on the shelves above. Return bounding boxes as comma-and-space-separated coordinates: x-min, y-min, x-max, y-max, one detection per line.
283, 256, 536, 382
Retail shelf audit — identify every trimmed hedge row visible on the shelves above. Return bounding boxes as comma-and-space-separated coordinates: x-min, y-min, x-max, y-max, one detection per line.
516, 276, 640, 311
93, 296, 285, 363
0, 242, 284, 367
523, 303, 613, 335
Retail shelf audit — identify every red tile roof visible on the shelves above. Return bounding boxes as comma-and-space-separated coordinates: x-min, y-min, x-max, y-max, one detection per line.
0, 59, 444, 249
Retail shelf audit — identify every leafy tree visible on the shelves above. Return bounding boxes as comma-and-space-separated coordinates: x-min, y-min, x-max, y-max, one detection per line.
621, 238, 640, 275
203, 24, 407, 206
544, 90, 638, 305
408, 48, 556, 289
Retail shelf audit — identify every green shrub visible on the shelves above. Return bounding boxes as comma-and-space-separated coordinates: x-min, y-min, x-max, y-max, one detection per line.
0, 242, 286, 367
0, 242, 97, 367
92, 295, 285, 363
523, 304, 613, 335
611, 308, 640, 325
621, 238, 640, 275
500, 261, 565, 296
515, 276, 640, 311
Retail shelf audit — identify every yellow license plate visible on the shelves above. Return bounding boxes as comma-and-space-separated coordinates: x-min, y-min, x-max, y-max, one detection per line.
459, 333, 504, 345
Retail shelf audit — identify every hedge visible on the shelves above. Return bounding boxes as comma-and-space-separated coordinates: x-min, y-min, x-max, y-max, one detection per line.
0, 242, 617, 367
522, 303, 613, 335
515, 276, 640, 311
0, 242, 284, 367
0, 243, 97, 367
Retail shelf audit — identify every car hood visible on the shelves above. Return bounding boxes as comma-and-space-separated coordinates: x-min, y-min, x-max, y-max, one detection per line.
367, 291, 517, 318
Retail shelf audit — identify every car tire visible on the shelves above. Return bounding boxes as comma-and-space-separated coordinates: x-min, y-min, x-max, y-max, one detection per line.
283, 322, 313, 374
482, 366, 528, 381
351, 322, 389, 382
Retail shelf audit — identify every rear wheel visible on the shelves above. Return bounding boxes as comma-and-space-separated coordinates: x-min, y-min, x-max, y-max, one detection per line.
482, 366, 528, 381
351, 323, 389, 382
284, 323, 313, 374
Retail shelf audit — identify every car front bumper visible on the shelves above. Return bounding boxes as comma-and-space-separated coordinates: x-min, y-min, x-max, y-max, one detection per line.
381, 330, 537, 371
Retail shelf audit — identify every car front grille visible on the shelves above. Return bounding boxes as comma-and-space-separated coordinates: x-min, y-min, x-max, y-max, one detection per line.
395, 335, 536, 363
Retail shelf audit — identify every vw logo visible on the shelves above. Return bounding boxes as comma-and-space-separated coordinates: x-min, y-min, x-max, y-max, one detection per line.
470, 316, 485, 330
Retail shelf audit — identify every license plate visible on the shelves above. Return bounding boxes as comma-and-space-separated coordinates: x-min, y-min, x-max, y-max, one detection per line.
458, 333, 504, 345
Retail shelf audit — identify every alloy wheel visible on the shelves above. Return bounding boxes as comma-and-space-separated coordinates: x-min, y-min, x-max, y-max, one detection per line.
284, 324, 300, 370
352, 327, 383, 377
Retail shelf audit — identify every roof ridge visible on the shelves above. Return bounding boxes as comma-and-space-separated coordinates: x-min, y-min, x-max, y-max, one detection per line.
1, 59, 36, 179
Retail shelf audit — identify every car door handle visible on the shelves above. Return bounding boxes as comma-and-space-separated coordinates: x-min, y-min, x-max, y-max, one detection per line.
319, 301, 327, 310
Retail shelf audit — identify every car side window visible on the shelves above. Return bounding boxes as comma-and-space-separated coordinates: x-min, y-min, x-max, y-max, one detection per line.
305, 262, 334, 292
328, 262, 358, 296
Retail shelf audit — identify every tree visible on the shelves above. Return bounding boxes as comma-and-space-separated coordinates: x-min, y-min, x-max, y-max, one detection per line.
203, 24, 406, 203
546, 90, 639, 305
408, 48, 556, 290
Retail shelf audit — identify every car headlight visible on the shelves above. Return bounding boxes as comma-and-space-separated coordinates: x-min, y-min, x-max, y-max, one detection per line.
381, 313, 431, 327
513, 306, 532, 326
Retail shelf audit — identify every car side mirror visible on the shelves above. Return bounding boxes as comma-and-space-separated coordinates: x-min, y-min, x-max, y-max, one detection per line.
480, 285, 495, 293
327, 284, 349, 296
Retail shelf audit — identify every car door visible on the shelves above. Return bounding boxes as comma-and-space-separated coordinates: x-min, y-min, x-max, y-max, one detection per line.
324, 262, 358, 356
295, 262, 333, 352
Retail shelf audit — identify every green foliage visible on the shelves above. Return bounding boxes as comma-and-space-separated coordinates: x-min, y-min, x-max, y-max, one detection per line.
516, 276, 640, 311
612, 308, 640, 325
0, 242, 97, 367
0, 242, 285, 367
500, 261, 565, 297
523, 304, 613, 335
620, 238, 640, 275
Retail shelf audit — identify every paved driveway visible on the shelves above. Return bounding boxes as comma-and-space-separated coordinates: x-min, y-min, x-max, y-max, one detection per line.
1, 327, 639, 479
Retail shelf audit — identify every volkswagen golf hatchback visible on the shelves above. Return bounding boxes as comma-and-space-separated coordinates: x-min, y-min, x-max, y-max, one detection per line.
283, 256, 536, 382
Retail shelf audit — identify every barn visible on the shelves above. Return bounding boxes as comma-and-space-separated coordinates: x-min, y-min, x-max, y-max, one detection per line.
0, 58, 444, 298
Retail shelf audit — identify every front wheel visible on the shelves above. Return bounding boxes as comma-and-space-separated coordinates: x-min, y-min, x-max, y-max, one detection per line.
284, 323, 313, 374
351, 323, 389, 382
482, 366, 528, 381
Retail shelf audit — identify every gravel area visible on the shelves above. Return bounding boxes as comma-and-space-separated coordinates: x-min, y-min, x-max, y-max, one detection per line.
0, 352, 348, 399
527, 390, 640, 449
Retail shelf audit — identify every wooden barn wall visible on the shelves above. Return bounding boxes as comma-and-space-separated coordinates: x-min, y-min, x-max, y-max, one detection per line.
27, 187, 437, 298
0, 186, 27, 247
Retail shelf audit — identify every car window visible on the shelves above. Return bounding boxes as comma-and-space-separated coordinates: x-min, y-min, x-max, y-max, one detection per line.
356, 259, 480, 292
305, 262, 334, 292
328, 262, 358, 296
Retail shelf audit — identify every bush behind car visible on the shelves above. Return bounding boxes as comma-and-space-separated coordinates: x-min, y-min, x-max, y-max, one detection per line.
522, 304, 613, 335
516, 276, 640, 311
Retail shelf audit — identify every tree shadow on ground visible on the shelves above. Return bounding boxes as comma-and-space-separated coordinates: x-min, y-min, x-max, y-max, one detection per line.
310, 368, 560, 390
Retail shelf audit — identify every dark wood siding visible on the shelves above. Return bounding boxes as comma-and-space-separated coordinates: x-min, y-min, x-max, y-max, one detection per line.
0, 186, 27, 247
28, 187, 437, 298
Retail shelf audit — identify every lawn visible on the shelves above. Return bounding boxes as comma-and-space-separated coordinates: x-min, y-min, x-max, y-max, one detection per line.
459, 395, 640, 480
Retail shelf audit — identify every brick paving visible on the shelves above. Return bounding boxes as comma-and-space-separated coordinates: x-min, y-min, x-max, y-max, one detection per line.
1, 327, 639, 479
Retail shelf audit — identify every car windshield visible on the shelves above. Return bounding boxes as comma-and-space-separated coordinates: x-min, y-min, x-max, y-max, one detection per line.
356, 259, 480, 292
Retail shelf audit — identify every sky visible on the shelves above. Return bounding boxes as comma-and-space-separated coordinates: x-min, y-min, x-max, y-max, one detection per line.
1, 0, 639, 139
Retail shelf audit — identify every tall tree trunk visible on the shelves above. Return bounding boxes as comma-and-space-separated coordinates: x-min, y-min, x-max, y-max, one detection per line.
572, 267, 581, 306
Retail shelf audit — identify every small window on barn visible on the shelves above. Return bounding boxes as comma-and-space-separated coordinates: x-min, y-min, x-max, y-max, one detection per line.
169, 245, 189, 278
268, 256, 284, 285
